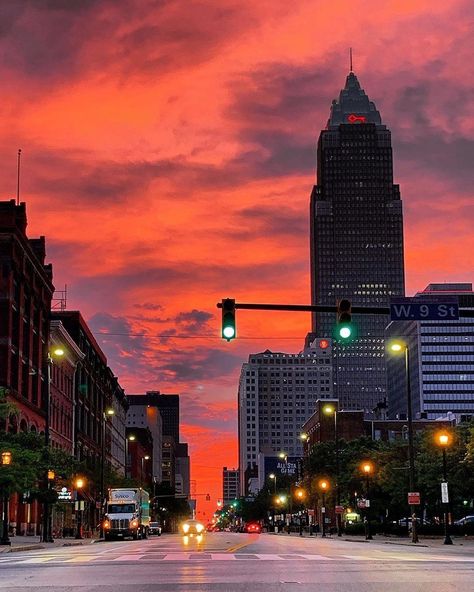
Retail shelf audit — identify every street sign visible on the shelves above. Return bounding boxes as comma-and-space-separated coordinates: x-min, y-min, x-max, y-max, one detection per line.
357, 499, 366, 509
365, 500, 370, 508
335, 505, 344, 514
390, 297, 459, 321
307, 509, 315, 517
408, 492, 421, 505
441, 482, 449, 503
321, 507, 326, 513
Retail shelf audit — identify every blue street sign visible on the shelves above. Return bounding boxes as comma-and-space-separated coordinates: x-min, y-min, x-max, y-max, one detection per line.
390, 297, 459, 321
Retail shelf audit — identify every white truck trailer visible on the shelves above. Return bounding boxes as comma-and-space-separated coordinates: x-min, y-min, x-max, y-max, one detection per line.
103, 488, 150, 540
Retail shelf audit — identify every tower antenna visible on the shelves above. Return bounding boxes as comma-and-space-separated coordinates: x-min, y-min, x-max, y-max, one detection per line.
350, 48, 353, 72
16, 149, 22, 205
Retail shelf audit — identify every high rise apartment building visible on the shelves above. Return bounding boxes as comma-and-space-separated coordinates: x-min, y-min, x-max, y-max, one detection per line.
223, 467, 239, 505
310, 71, 405, 412
238, 338, 333, 493
387, 283, 474, 421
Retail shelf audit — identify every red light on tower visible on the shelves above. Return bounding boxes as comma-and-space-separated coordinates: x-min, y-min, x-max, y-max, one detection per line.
347, 113, 366, 123
319, 339, 329, 349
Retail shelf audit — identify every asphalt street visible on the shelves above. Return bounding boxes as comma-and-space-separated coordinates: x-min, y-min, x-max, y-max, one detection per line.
0, 532, 473, 592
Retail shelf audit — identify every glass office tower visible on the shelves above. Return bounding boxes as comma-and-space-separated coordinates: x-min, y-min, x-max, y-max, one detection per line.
310, 71, 405, 412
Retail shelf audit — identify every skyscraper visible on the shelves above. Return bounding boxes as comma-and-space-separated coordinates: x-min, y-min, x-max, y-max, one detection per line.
310, 71, 405, 412
386, 283, 474, 422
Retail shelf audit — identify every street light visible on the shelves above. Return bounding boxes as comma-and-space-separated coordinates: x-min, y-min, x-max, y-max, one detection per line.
361, 461, 373, 540
1, 451, 12, 546
388, 340, 419, 543
99, 407, 115, 539
269, 473, 277, 494
322, 404, 342, 537
43, 347, 65, 543
318, 479, 330, 538
125, 434, 136, 479
75, 477, 86, 540
435, 430, 453, 545
141, 455, 150, 483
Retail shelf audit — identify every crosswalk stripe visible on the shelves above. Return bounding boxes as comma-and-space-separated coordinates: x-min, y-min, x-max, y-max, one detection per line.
163, 553, 190, 560
254, 554, 284, 560
303, 554, 336, 560
17, 557, 56, 564
211, 553, 236, 560
112, 554, 145, 561
64, 555, 98, 563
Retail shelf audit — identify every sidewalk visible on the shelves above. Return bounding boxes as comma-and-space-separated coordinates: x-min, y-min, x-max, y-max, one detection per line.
0, 535, 99, 554
266, 529, 474, 548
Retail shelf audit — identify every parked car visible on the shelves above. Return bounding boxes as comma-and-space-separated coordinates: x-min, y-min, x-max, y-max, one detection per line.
454, 516, 474, 526
245, 522, 261, 534
396, 517, 431, 526
149, 522, 162, 536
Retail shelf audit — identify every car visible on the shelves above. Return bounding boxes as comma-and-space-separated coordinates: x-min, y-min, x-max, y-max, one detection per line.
181, 519, 205, 536
245, 522, 261, 534
149, 521, 162, 536
397, 517, 431, 526
454, 516, 474, 526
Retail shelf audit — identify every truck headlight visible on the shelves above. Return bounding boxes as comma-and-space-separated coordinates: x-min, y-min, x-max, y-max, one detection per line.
130, 519, 138, 528
103, 520, 110, 529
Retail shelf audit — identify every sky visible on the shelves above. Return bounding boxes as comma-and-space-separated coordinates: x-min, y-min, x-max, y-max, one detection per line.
1, 0, 472, 519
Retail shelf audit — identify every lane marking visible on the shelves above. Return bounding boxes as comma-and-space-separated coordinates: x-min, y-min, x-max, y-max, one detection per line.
16, 557, 56, 564
226, 540, 254, 553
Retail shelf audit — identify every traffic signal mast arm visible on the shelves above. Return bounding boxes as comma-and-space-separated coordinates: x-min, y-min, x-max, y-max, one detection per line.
217, 301, 474, 316
217, 302, 474, 317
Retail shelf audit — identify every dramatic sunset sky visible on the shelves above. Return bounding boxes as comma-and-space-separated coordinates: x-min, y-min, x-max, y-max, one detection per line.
1, 0, 472, 518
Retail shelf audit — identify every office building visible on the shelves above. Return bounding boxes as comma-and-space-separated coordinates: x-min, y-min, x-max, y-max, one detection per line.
223, 467, 239, 505
387, 283, 474, 421
310, 71, 405, 412
238, 337, 333, 494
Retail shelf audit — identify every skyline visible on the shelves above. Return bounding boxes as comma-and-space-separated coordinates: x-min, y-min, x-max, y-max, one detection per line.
1, 0, 473, 517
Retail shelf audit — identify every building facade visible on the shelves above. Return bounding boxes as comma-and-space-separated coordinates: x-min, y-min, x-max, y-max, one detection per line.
310, 71, 405, 412
222, 467, 239, 505
302, 398, 455, 454
0, 200, 55, 535
49, 320, 84, 453
175, 443, 190, 498
387, 283, 474, 421
127, 394, 163, 485
238, 337, 333, 494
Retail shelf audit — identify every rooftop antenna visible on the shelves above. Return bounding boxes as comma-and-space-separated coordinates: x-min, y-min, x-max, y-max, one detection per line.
350, 47, 353, 72
16, 149, 22, 205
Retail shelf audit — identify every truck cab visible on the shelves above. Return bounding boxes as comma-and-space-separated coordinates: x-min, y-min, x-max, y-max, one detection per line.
103, 488, 150, 540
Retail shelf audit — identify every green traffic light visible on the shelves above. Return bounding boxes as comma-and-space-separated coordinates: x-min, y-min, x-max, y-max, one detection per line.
338, 324, 352, 339
223, 325, 235, 340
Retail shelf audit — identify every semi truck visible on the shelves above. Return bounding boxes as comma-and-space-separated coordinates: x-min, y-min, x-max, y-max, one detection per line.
103, 488, 150, 540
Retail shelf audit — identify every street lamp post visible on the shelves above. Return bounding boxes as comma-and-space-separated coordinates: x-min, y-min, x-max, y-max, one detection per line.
389, 341, 419, 543
125, 434, 136, 479
435, 431, 453, 545
361, 462, 373, 540
319, 479, 329, 538
323, 404, 342, 536
1, 451, 12, 546
75, 477, 85, 540
99, 408, 115, 539
43, 348, 65, 543
141, 455, 150, 483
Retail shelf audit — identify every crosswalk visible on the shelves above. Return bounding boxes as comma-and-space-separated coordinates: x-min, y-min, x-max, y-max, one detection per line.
1, 551, 474, 565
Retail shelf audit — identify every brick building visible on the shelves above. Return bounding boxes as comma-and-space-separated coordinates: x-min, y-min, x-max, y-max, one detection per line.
0, 200, 55, 535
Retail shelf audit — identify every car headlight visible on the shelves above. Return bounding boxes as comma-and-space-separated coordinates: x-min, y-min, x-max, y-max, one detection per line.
196, 523, 204, 533
182, 523, 190, 533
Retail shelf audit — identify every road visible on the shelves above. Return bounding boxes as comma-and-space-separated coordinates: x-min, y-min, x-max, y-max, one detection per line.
1, 532, 473, 591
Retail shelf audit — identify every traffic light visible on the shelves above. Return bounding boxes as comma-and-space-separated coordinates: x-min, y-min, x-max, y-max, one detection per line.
221, 298, 236, 341
337, 298, 353, 340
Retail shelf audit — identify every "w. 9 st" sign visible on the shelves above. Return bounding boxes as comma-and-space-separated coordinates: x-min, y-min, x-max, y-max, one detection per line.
390, 297, 459, 321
